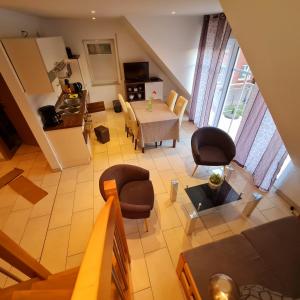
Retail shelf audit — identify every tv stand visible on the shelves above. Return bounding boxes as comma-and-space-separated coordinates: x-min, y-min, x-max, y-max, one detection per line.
125, 78, 163, 102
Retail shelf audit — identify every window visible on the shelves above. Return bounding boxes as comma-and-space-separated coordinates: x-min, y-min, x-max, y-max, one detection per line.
238, 64, 251, 81
83, 39, 120, 86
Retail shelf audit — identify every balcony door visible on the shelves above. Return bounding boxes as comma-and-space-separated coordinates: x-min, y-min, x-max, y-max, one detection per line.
208, 39, 257, 140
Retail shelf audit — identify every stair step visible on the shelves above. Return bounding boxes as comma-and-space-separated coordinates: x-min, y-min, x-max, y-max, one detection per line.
31, 267, 79, 290
11, 289, 72, 300
0, 278, 40, 300
47, 267, 79, 281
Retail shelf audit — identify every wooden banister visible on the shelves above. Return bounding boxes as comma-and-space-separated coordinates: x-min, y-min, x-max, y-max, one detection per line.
0, 179, 131, 300
71, 179, 131, 300
0, 231, 51, 280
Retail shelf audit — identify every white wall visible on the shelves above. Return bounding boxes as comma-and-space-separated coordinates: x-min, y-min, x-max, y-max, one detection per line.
274, 162, 300, 208
220, 0, 300, 206
126, 15, 203, 95
0, 8, 41, 38
40, 17, 176, 108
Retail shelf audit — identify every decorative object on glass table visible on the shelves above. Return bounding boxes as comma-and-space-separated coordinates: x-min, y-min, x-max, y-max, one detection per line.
208, 172, 224, 190
209, 273, 239, 300
170, 179, 179, 202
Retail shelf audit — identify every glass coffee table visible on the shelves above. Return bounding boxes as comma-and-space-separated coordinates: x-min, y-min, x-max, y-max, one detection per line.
183, 180, 242, 234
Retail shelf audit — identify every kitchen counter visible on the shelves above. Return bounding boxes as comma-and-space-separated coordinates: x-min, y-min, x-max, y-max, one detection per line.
44, 90, 88, 131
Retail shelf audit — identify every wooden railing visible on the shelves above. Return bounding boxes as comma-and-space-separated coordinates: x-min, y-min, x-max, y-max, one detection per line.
71, 179, 131, 300
0, 179, 130, 299
0, 231, 51, 281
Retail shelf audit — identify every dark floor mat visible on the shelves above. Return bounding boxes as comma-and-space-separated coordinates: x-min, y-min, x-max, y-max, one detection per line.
9, 175, 48, 204
0, 168, 24, 189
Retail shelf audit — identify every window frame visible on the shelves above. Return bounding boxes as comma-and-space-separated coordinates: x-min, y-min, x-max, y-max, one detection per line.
83, 38, 121, 86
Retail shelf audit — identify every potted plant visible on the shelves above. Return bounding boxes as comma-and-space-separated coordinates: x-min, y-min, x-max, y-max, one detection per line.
208, 173, 223, 190
147, 90, 156, 112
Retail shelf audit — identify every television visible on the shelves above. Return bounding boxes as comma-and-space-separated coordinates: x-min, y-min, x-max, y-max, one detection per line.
123, 62, 149, 82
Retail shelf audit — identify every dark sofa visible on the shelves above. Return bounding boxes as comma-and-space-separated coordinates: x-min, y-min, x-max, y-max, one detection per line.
177, 216, 300, 300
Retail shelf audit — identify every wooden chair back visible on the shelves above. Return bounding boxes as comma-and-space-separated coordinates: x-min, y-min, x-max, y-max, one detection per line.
166, 90, 178, 111
174, 96, 188, 126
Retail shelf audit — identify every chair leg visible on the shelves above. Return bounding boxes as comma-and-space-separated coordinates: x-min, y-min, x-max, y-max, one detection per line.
132, 134, 134, 143
144, 219, 149, 232
127, 130, 129, 137
134, 139, 137, 150
192, 165, 198, 176
160, 141, 162, 146
155, 142, 157, 148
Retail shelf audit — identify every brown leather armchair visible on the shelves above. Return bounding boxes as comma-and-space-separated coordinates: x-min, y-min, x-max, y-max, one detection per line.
99, 164, 154, 230
191, 127, 236, 176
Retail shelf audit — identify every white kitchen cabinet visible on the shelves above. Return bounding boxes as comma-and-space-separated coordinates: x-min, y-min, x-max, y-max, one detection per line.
1, 37, 67, 94
46, 126, 92, 169
145, 81, 163, 99
36, 37, 67, 72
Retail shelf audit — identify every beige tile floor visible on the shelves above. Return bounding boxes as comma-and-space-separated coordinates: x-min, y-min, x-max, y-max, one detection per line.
0, 109, 293, 299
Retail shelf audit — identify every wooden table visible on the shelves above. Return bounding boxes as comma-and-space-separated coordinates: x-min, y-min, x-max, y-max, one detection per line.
130, 100, 179, 152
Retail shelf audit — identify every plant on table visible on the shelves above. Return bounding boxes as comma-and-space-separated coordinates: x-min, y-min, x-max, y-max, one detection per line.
147, 90, 156, 112
208, 173, 223, 189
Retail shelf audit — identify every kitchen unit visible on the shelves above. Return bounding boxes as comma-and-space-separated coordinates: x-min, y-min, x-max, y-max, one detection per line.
44, 90, 92, 169
1, 36, 67, 95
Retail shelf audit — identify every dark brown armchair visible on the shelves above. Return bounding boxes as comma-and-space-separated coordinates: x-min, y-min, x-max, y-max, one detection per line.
99, 164, 154, 231
191, 127, 236, 176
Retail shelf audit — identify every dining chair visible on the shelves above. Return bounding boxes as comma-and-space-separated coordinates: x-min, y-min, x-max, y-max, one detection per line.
174, 96, 188, 126
125, 102, 139, 148
166, 90, 178, 111
118, 93, 130, 135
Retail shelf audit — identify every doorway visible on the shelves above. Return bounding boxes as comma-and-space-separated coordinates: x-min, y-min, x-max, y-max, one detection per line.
0, 73, 37, 159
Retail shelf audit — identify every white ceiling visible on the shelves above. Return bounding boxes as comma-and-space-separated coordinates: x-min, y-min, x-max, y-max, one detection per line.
0, 0, 222, 18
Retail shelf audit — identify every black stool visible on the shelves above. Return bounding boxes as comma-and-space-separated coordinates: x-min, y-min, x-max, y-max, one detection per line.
94, 125, 110, 144
113, 100, 122, 113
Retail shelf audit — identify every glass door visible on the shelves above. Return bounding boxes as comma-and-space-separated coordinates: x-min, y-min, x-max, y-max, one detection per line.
217, 48, 255, 139
208, 39, 256, 140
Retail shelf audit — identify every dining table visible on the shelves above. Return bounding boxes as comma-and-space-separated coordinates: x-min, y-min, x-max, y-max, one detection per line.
130, 99, 179, 152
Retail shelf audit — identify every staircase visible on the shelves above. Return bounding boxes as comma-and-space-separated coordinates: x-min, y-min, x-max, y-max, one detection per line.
0, 180, 131, 300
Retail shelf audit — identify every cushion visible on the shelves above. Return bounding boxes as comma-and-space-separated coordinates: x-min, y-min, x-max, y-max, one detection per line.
242, 216, 300, 298
182, 235, 283, 300
198, 145, 229, 165
119, 180, 154, 219
239, 284, 296, 300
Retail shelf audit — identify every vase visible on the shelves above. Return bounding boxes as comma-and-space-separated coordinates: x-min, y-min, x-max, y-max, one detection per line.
208, 180, 222, 190
147, 99, 152, 111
